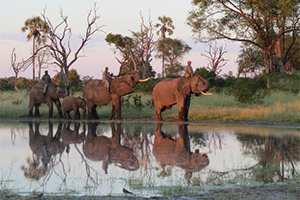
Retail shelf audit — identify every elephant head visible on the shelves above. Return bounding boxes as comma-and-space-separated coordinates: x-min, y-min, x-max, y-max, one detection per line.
177, 74, 210, 96
111, 70, 149, 96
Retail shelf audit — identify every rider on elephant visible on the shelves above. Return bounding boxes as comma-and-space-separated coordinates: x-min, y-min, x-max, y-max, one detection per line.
41, 70, 52, 95
185, 60, 194, 77
102, 67, 112, 93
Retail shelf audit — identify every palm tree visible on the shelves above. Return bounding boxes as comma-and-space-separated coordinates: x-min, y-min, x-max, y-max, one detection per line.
155, 16, 174, 77
21, 16, 49, 80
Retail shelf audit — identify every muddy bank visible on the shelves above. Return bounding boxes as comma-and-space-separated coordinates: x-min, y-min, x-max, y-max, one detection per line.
2, 183, 300, 200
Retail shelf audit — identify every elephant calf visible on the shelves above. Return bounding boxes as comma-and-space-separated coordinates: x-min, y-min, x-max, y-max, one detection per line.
62, 96, 86, 120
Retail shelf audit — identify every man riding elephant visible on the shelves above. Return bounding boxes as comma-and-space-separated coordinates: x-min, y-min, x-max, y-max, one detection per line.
41, 70, 52, 96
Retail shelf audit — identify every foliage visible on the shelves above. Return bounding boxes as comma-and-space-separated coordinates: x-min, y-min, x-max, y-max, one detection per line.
156, 38, 191, 76
0, 79, 14, 91
236, 43, 265, 77
187, 0, 300, 74
230, 78, 269, 104
194, 67, 216, 79
262, 72, 300, 93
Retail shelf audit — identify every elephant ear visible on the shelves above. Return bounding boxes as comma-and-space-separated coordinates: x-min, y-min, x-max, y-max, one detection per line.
177, 77, 191, 95
111, 81, 134, 96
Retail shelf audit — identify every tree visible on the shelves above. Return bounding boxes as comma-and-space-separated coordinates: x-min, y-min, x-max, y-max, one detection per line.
156, 38, 191, 76
201, 41, 228, 76
131, 12, 158, 78
10, 48, 33, 88
105, 33, 138, 73
187, 0, 300, 74
21, 16, 49, 80
42, 3, 104, 85
236, 43, 265, 78
154, 16, 175, 76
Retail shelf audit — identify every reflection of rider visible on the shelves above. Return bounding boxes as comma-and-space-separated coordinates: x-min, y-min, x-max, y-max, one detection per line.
41, 70, 52, 95
102, 67, 112, 93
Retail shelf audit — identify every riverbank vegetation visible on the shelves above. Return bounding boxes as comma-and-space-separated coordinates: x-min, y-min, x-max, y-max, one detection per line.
0, 71, 299, 123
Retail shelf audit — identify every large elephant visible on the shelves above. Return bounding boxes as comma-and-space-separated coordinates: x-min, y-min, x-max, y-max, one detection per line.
83, 122, 140, 173
83, 70, 149, 120
151, 74, 210, 121
28, 82, 69, 118
153, 123, 210, 184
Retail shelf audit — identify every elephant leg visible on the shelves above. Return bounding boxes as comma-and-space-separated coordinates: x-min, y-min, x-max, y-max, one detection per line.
92, 105, 99, 119
178, 104, 185, 121
28, 105, 34, 117
54, 100, 63, 119
75, 109, 80, 120
67, 111, 72, 120
110, 104, 116, 120
183, 96, 191, 121
116, 99, 122, 120
155, 108, 164, 121
48, 102, 53, 118
35, 104, 42, 117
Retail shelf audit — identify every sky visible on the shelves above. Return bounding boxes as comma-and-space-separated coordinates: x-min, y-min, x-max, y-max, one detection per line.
0, 0, 241, 79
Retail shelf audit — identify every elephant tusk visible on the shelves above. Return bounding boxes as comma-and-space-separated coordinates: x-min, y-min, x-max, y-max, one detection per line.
138, 77, 150, 82
201, 91, 212, 96
200, 151, 212, 156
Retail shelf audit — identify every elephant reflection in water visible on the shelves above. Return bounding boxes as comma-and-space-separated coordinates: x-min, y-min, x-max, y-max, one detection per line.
21, 122, 65, 180
153, 123, 210, 184
61, 122, 86, 153
83, 122, 140, 174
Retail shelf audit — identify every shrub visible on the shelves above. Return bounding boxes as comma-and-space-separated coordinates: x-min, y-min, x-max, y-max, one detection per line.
231, 77, 269, 104
0, 79, 14, 91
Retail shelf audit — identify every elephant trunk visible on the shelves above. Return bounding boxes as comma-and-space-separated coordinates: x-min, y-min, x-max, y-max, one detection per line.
197, 74, 210, 92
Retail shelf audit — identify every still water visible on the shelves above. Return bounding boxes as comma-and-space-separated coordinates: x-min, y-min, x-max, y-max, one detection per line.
0, 121, 299, 197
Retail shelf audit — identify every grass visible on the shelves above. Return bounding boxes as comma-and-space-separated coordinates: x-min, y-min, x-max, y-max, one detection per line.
0, 90, 299, 123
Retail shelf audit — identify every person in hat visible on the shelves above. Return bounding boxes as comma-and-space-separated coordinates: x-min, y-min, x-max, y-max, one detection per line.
102, 67, 112, 93
41, 70, 52, 95
185, 61, 194, 77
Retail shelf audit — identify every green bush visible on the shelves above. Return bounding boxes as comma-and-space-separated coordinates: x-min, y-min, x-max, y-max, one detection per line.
0, 79, 14, 91
231, 78, 269, 104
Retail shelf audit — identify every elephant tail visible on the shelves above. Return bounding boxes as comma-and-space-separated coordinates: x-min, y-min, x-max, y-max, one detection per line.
149, 97, 154, 108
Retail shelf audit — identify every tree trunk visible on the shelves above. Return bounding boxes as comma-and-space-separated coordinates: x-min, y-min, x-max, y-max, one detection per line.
32, 38, 36, 80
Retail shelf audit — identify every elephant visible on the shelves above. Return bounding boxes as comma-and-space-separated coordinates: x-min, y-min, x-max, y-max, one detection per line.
22, 121, 65, 180
153, 123, 210, 184
28, 82, 69, 118
83, 70, 149, 120
150, 74, 211, 121
62, 96, 86, 120
83, 122, 140, 174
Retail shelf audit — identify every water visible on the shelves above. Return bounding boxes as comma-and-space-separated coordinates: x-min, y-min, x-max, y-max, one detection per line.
0, 121, 299, 197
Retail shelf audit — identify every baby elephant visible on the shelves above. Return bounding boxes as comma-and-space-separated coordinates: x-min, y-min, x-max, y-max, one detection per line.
62, 96, 86, 120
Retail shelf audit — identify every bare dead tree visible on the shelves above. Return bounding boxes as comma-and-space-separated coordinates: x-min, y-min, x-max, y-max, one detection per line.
41, 3, 105, 85
201, 41, 228, 76
36, 48, 51, 80
133, 12, 157, 78
10, 48, 33, 88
